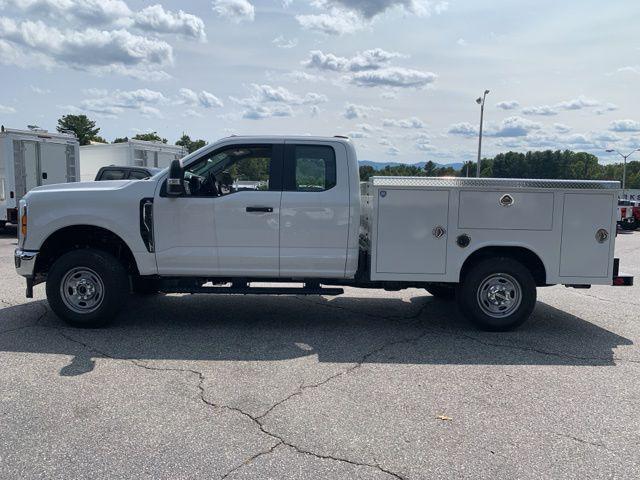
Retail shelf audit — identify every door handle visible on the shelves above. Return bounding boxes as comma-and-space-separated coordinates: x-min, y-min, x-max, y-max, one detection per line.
246, 206, 273, 213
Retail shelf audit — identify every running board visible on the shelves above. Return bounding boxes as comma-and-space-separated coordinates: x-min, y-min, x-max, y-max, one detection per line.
161, 286, 344, 296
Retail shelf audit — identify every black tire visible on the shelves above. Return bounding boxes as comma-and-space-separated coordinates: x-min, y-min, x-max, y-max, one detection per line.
620, 219, 636, 231
457, 257, 537, 331
46, 248, 129, 328
131, 276, 160, 295
425, 284, 456, 299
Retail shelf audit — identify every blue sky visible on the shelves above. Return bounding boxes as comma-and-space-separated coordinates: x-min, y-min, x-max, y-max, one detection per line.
0, 0, 638, 164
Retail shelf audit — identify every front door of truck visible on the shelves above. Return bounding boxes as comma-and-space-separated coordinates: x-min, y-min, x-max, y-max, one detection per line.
154, 142, 283, 276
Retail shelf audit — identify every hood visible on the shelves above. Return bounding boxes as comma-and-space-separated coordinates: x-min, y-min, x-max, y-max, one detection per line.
29, 180, 133, 193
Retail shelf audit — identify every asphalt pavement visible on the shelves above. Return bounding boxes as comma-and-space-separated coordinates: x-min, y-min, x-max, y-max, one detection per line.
1, 225, 639, 479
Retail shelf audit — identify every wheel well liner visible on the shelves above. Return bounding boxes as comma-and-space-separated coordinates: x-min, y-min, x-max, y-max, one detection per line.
35, 225, 139, 276
460, 246, 547, 286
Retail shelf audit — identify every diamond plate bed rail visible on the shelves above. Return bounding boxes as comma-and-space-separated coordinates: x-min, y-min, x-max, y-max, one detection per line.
370, 176, 620, 190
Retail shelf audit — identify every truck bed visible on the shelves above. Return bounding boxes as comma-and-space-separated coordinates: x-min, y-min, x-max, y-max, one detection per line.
361, 176, 620, 286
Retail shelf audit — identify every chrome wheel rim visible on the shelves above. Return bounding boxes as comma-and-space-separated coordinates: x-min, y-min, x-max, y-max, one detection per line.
477, 273, 522, 318
60, 267, 105, 314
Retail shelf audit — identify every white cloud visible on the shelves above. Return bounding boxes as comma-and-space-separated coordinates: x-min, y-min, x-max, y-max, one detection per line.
615, 66, 640, 75
0, 0, 132, 24
594, 103, 618, 115
30, 85, 50, 95
296, 9, 364, 35
496, 100, 519, 110
272, 35, 298, 49
610, 119, 640, 132
297, 0, 448, 34
242, 104, 293, 120
212, 0, 255, 23
343, 103, 381, 119
383, 117, 425, 129
0, 103, 15, 113
303, 48, 405, 72
522, 105, 557, 116
0, 18, 173, 77
134, 5, 206, 41
448, 122, 477, 137
386, 145, 401, 156
555, 95, 599, 111
486, 116, 541, 137
230, 83, 327, 120
179, 88, 224, 108
79, 88, 169, 117
553, 123, 571, 133
456, 38, 467, 46
350, 67, 437, 88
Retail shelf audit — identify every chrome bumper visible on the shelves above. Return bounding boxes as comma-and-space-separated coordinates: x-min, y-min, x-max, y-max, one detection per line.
14, 249, 38, 277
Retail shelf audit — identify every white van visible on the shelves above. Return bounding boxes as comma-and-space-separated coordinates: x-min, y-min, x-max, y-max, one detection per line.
0, 127, 79, 227
79, 140, 186, 182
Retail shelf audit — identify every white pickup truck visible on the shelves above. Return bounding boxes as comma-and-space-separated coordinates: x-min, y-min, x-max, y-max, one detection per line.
14, 136, 633, 331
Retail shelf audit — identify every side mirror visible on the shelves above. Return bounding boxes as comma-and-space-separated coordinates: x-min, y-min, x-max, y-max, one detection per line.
166, 159, 184, 197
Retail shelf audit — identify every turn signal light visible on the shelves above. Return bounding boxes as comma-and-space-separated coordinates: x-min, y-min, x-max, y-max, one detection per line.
20, 206, 27, 238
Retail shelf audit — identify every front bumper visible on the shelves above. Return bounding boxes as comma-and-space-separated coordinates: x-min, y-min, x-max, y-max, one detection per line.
14, 249, 38, 277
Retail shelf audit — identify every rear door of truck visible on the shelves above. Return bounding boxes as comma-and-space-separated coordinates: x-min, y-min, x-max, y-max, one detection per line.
279, 141, 350, 277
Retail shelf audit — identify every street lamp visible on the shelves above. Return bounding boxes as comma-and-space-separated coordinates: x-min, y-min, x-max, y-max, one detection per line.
476, 89, 490, 177
605, 148, 640, 194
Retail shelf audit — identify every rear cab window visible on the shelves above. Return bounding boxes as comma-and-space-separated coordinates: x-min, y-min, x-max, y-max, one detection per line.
286, 145, 336, 192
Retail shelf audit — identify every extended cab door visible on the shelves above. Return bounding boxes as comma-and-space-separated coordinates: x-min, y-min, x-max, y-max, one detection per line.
279, 141, 350, 277
153, 142, 283, 276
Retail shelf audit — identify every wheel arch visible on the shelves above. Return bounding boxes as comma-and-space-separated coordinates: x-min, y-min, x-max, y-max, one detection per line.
35, 224, 140, 277
460, 245, 548, 286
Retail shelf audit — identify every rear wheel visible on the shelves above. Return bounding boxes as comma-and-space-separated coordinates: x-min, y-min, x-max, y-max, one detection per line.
457, 257, 536, 331
46, 248, 129, 328
425, 284, 456, 299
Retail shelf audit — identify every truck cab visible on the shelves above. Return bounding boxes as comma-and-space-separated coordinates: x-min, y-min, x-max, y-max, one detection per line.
14, 136, 632, 331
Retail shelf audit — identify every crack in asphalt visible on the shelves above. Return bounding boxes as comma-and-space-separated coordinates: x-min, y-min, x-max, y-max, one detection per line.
443, 329, 640, 365
568, 289, 640, 308
552, 432, 614, 453
52, 326, 408, 480
0, 302, 49, 335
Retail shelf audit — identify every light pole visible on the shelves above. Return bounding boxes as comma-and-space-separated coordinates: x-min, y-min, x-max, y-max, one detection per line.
475, 90, 490, 177
605, 148, 640, 194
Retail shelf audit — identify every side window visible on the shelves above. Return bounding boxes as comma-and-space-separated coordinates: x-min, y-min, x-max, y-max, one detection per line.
182, 145, 273, 197
128, 170, 149, 180
293, 145, 336, 192
99, 169, 126, 180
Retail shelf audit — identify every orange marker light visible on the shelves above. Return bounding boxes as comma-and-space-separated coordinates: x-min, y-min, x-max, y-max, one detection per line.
20, 207, 27, 238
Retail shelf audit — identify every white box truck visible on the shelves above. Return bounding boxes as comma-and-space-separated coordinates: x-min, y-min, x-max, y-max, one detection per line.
79, 140, 186, 182
14, 136, 633, 331
0, 127, 79, 228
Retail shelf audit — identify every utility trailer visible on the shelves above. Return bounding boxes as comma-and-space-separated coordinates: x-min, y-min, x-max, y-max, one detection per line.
79, 140, 186, 182
0, 127, 79, 228
13, 136, 633, 331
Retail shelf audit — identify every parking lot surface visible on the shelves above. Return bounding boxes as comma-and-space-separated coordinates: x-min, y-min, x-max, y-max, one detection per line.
1, 226, 639, 479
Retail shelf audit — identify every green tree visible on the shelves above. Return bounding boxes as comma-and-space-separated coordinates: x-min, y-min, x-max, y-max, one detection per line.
424, 161, 438, 176
113, 136, 129, 143
132, 132, 167, 143
176, 134, 207, 153
56, 114, 100, 146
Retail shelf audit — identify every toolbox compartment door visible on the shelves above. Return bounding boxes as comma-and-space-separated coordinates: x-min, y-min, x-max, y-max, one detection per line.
560, 193, 612, 278
375, 189, 449, 274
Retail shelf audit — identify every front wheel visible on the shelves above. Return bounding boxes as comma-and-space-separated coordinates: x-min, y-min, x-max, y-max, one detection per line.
457, 257, 536, 331
46, 249, 129, 328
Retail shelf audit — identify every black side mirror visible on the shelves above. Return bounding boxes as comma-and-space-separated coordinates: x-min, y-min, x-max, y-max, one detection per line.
166, 159, 184, 197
